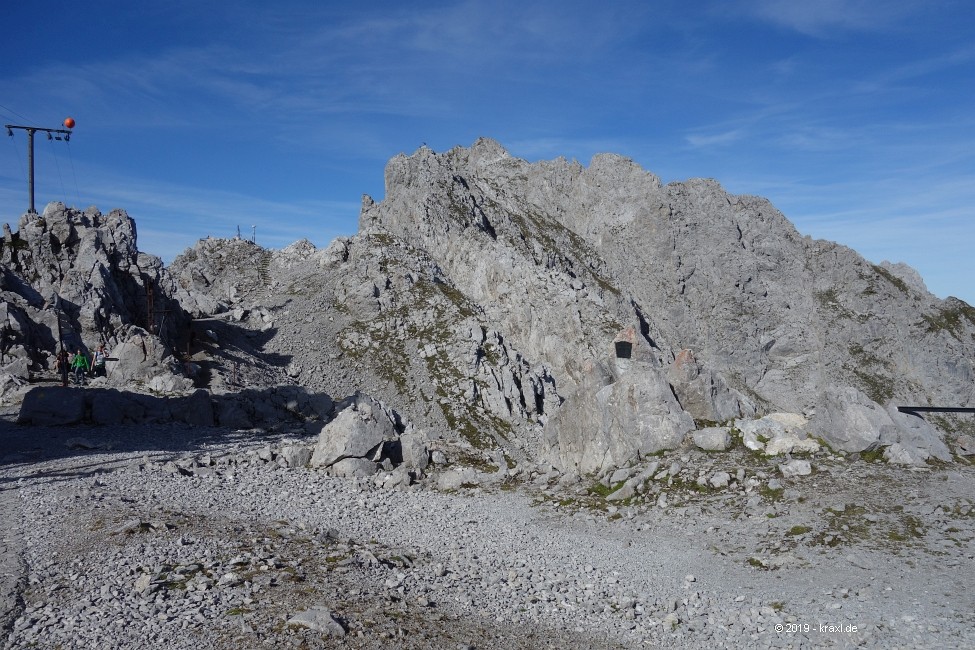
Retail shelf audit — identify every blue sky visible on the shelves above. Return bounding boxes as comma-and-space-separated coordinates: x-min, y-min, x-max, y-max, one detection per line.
1, 0, 973, 304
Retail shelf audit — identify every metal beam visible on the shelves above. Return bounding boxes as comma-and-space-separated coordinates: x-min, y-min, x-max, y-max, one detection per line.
897, 406, 975, 417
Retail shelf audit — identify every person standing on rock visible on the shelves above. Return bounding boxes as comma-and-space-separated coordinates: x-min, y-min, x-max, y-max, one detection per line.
92, 344, 107, 378
56, 348, 69, 387
0, 325, 12, 364
70, 348, 89, 386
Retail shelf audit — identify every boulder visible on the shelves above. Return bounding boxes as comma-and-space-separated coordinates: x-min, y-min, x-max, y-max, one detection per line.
692, 427, 731, 452
883, 406, 951, 464
328, 457, 378, 478
286, 607, 345, 636
146, 372, 195, 394
310, 393, 397, 469
177, 389, 214, 426
883, 443, 928, 466
764, 433, 820, 456
89, 389, 147, 425
437, 467, 481, 490
377, 465, 414, 490
17, 386, 85, 425
954, 434, 975, 456
215, 399, 254, 429
734, 412, 817, 455
779, 459, 812, 478
0, 358, 29, 385
709, 471, 732, 488
271, 385, 335, 421
301, 391, 335, 421
606, 465, 656, 501
765, 412, 809, 430
0, 373, 30, 402
606, 480, 638, 502
609, 467, 635, 484
810, 386, 894, 453
546, 359, 695, 474
399, 430, 430, 471
280, 444, 312, 468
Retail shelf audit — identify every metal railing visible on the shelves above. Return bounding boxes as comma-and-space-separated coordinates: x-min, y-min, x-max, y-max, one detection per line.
897, 406, 975, 417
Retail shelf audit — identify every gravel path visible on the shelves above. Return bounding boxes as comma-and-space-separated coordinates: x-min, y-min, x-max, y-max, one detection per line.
1, 418, 973, 649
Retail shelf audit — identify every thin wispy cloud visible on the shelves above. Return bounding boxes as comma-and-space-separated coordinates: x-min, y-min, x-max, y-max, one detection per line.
743, 0, 919, 37
0, 0, 972, 303
850, 45, 975, 95
685, 129, 746, 148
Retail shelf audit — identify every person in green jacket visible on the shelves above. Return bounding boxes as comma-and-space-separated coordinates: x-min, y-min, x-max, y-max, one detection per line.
70, 348, 90, 386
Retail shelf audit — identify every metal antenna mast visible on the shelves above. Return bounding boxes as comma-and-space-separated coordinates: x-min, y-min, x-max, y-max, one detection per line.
5, 119, 74, 214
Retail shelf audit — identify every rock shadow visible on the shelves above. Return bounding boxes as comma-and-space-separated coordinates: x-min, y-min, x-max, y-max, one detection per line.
0, 383, 336, 477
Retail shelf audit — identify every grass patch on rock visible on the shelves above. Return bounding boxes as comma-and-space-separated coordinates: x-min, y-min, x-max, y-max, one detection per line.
588, 481, 625, 498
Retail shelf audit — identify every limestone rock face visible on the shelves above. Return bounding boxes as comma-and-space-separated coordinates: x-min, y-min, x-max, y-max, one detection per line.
667, 349, 755, 423
546, 355, 695, 474
166, 236, 273, 317
352, 139, 973, 467
15, 139, 966, 475
150, 138, 974, 471
0, 203, 190, 394
108, 327, 190, 389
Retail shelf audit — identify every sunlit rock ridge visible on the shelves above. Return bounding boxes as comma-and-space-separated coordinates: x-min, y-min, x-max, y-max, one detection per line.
352, 138, 974, 470
4, 138, 974, 475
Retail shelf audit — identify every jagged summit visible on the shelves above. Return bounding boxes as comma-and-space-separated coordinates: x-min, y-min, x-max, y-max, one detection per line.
356, 138, 973, 467
366, 138, 969, 396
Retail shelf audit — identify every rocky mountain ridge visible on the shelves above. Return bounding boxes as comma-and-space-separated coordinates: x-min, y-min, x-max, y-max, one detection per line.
352, 138, 974, 470
2, 139, 974, 477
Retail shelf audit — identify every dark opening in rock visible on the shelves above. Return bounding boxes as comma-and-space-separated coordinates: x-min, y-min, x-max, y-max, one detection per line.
614, 341, 632, 359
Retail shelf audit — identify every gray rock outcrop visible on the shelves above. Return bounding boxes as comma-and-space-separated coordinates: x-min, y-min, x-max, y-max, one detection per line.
0, 203, 191, 395
15, 139, 969, 474
358, 139, 974, 467
667, 349, 755, 424
310, 393, 399, 471
151, 138, 974, 472
546, 353, 695, 475
810, 386, 894, 453
15, 385, 334, 431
